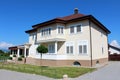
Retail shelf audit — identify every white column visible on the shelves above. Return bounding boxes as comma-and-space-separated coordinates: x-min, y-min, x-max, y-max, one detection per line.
55, 41, 57, 54
24, 47, 26, 58
17, 48, 20, 57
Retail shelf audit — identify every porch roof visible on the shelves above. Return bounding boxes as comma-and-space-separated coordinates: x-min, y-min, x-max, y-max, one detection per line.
37, 38, 66, 43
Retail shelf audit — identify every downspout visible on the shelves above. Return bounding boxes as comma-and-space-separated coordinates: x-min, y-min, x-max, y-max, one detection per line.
89, 20, 93, 67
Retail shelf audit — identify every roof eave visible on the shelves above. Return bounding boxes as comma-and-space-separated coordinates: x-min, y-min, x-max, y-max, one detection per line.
89, 15, 111, 34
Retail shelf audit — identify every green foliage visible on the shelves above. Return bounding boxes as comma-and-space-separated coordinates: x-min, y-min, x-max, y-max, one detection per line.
0, 50, 9, 60
8, 57, 12, 60
21, 55, 24, 58
0, 50, 4, 54
37, 45, 48, 54
18, 57, 22, 61
13, 54, 16, 57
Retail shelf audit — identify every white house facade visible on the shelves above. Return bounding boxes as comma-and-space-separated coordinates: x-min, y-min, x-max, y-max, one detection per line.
9, 9, 110, 67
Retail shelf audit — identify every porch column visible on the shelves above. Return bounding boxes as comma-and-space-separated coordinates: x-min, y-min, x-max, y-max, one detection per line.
17, 48, 20, 57
55, 41, 57, 54
24, 47, 26, 57
11, 50, 14, 55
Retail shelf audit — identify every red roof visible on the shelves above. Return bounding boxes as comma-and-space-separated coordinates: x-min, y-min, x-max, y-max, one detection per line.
25, 12, 110, 34
57, 13, 85, 21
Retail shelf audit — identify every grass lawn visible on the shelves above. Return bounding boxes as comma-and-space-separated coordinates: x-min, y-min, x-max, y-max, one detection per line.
0, 63, 95, 79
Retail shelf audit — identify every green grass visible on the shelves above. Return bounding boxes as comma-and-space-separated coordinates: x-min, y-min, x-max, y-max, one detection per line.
0, 63, 95, 79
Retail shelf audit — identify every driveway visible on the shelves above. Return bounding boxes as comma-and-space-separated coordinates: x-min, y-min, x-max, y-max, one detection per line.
73, 61, 120, 80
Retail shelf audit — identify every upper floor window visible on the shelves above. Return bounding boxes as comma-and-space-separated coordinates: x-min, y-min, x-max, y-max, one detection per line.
41, 28, 51, 36
31, 33, 36, 40
77, 25, 81, 32
58, 26, 64, 34
70, 26, 74, 33
70, 24, 82, 34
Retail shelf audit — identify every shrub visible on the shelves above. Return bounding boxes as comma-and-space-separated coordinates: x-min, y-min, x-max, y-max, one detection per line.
13, 54, 16, 57
8, 57, 12, 60
18, 57, 22, 61
21, 55, 24, 58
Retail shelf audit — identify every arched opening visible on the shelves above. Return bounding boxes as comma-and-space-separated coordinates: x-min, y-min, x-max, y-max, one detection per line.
96, 60, 99, 64
73, 61, 81, 66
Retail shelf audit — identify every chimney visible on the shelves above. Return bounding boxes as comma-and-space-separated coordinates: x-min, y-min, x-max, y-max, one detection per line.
74, 8, 79, 14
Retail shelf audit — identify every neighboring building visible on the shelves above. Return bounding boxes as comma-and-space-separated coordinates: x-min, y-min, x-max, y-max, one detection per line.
109, 44, 120, 54
108, 44, 120, 61
9, 9, 110, 67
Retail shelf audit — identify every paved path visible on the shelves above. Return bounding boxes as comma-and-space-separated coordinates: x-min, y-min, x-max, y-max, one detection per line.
73, 61, 120, 80
0, 69, 55, 80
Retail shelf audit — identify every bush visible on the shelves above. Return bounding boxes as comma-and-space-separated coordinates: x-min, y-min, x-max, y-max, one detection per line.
8, 57, 12, 60
21, 55, 24, 58
13, 54, 16, 57
18, 57, 22, 61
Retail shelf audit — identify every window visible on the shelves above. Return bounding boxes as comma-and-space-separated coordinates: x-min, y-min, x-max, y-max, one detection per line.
31, 33, 36, 40
78, 41, 88, 55
79, 45, 82, 54
58, 26, 63, 34
41, 28, 51, 36
77, 25, 81, 32
70, 26, 74, 33
83, 45, 87, 53
70, 24, 82, 34
66, 46, 69, 54
66, 46, 73, 54
102, 47, 104, 54
79, 45, 87, 54
48, 44, 55, 53
66, 42, 74, 54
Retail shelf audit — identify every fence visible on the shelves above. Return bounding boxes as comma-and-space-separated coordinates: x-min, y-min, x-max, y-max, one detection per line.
109, 54, 120, 61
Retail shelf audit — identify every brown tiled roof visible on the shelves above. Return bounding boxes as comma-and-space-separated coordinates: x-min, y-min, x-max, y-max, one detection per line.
25, 13, 110, 34
57, 13, 85, 21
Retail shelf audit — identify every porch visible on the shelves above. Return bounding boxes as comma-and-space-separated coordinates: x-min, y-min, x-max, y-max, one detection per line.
37, 38, 66, 55
9, 44, 31, 58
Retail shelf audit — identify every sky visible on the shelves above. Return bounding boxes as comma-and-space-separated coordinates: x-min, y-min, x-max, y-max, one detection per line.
0, 0, 120, 50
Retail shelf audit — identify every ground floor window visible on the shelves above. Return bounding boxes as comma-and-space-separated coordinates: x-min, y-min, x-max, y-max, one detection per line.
48, 43, 55, 54
78, 40, 88, 55
66, 42, 74, 54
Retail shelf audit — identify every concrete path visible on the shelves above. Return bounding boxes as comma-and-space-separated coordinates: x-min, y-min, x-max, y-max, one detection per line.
0, 69, 55, 80
73, 61, 120, 80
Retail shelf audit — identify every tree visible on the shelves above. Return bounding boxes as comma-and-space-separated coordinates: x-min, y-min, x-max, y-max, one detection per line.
36, 45, 48, 66
0, 50, 4, 54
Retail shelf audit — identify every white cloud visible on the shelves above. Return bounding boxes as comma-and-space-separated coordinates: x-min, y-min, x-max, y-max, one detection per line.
110, 40, 120, 48
0, 42, 14, 50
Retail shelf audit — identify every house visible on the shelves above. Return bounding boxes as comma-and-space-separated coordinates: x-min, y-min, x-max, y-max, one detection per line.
108, 44, 120, 61
9, 8, 110, 67
109, 44, 120, 54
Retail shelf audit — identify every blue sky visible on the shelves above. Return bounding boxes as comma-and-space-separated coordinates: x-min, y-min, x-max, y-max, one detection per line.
0, 0, 120, 49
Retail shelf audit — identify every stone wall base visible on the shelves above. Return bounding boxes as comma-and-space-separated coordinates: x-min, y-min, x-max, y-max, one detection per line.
26, 57, 108, 67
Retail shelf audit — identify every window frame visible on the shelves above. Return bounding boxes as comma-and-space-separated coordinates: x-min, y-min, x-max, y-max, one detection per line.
66, 42, 74, 54
41, 27, 51, 36
78, 40, 88, 55
57, 26, 64, 34
69, 24, 82, 34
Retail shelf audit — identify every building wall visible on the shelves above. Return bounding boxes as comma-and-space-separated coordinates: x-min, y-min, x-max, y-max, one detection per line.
27, 19, 108, 66
91, 22, 108, 60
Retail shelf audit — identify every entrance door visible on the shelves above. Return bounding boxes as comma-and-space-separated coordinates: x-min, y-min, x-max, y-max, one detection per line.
48, 43, 55, 54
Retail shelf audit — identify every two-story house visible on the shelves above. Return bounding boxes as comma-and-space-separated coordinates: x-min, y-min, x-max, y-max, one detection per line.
9, 9, 110, 67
